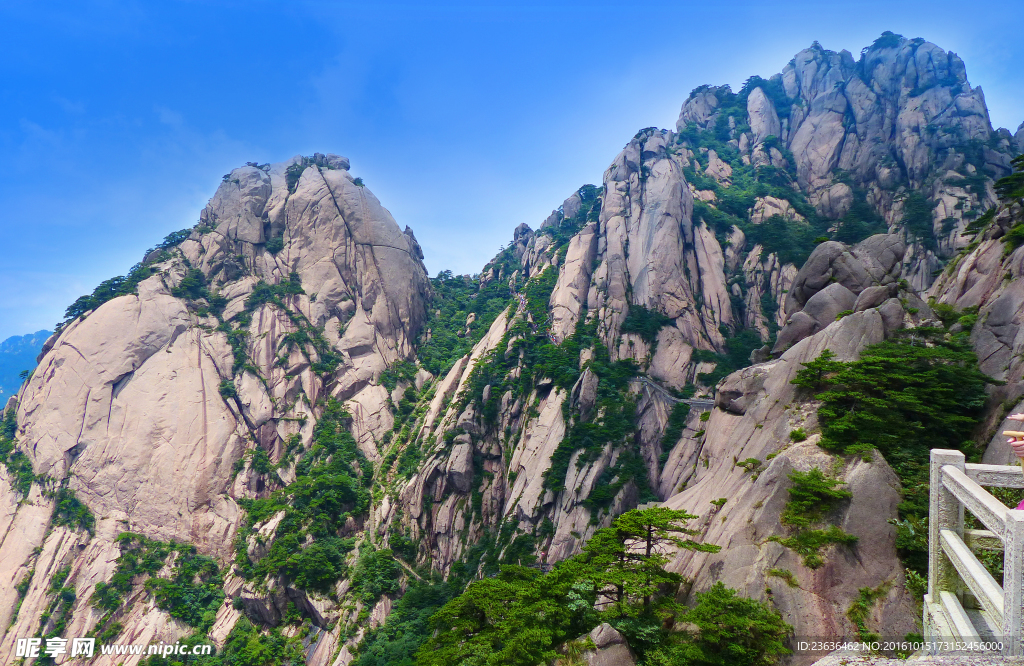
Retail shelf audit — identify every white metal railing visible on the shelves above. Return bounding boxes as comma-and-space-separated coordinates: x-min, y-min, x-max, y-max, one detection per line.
927, 448, 1024, 655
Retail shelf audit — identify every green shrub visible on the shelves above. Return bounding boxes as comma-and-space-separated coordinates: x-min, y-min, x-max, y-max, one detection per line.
789, 428, 807, 442
266, 236, 284, 254
380, 360, 418, 392
416, 270, 514, 376
780, 469, 851, 528
61, 261, 157, 327
771, 468, 856, 568
172, 269, 210, 301
50, 486, 95, 534
767, 568, 799, 588
620, 305, 671, 343
659, 403, 691, 469
641, 582, 791, 666
900, 192, 937, 250
0, 410, 34, 496
351, 546, 401, 603
771, 526, 858, 569
92, 534, 224, 633
847, 582, 892, 642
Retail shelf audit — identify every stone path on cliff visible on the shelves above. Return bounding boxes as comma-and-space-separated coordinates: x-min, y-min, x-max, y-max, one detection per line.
634, 375, 715, 410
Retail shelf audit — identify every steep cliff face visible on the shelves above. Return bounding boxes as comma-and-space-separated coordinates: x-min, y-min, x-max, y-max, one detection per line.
0, 33, 1021, 666
0, 154, 430, 663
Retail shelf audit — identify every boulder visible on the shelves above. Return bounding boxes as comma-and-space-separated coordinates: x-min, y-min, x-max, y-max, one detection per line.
785, 235, 905, 314
853, 285, 890, 311
716, 363, 776, 415
704, 150, 733, 184
750, 196, 803, 224
445, 443, 474, 493
571, 623, 637, 666
802, 283, 856, 328
772, 311, 819, 354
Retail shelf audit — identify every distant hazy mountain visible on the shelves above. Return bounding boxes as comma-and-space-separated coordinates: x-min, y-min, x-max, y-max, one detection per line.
0, 330, 51, 400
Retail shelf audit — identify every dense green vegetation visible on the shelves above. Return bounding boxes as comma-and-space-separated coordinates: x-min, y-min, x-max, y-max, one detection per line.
49, 484, 96, 533
34, 566, 77, 664
900, 192, 937, 250
234, 400, 368, 594
91, 533, 225, 637
659, 402, 691, 469
792, 323, 991, 579
413, 508, 787, 666
621, 305, 672, 344
416, 270, 514, 377
351, 545, 402, 603
643, 583, 792, 666
138, 619, 303, 666
354, 578, 458, 666
998, 155, 1024, 253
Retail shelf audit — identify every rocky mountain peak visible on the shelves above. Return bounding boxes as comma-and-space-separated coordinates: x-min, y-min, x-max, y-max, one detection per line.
0, 33, 1021, 666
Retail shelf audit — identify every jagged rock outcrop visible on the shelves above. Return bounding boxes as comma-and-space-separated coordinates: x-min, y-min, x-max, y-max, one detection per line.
679, 34, 1019, 291
0, 154, 431, 664
1, 33, 1021, 666
773, 234, 905, 352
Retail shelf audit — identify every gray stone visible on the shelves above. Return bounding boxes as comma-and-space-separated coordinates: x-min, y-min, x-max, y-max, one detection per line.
589, 623, 627, 649
746, 87, 781, 144
716, 363, 773, 415
854, 285, 890, 311
878, 298, 905, 333
772, 311, 819, 354
446, 443, 474, 493
802, 282, 857, 328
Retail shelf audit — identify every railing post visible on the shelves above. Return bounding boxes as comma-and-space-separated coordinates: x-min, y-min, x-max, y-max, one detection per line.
929, 449, 965, 641
1004, 509, 1024, 655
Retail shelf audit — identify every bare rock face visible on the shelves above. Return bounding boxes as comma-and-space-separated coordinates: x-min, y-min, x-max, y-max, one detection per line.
747, 87, 782, 144
786, 235, 905, 314
676, 87, 720, 131
750, 196, 803, 224
929, 203, 1024, 454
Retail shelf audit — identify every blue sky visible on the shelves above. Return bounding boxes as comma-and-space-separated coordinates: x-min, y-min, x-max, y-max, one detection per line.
1, 0, 1021, 341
